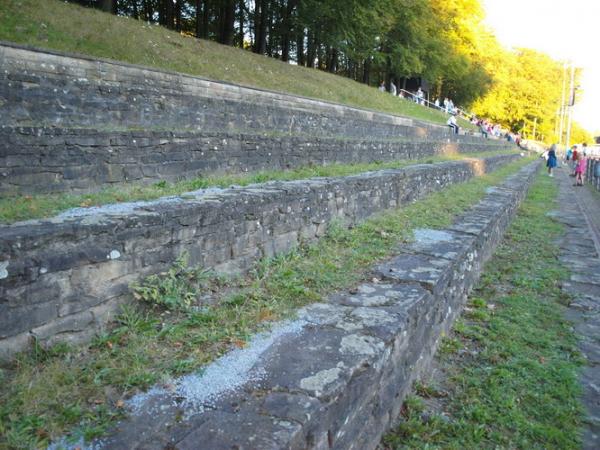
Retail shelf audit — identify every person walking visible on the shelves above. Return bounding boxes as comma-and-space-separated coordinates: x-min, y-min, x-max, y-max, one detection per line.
574, 152, 587, 186
546, 144, 558, 177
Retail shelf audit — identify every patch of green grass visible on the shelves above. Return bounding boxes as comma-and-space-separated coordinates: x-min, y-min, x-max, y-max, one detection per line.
0, 157, 533, 449
0, 150, 515, 223
382, 171, 584, 449
0, 0, 474, 129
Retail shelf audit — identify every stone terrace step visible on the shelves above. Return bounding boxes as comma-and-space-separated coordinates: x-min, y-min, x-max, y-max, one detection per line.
72, 161, 540, 450
0, 126, 515, 194
0, 42, 443, 139
0, 153, 522, 360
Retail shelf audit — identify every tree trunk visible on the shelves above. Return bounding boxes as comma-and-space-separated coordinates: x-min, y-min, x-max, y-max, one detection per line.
362, 57, 371, 84
385, 55, 392, 90
327, 48, 338, 73
280, 0, 297, 62
175, 0, 182, 31
254, 0, 268, 54
296, 28, 305, 66
158, 0, 166, 26
202, 0, 210, 38
237, 0, 245, 47
218, 0, 235, 45
316, 42, 324, 70
306, 31, 316, 68
266, 2, 274, 56
99, 0, 116, 14
143, 0, 153, 22
195, 0, 202, 37
159, 0, 175, 28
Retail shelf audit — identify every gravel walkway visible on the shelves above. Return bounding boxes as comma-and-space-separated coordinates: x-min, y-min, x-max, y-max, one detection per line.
552, 167, 600, 449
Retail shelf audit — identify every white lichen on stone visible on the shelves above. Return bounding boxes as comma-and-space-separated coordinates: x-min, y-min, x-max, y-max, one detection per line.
354, 294, 390, 306
340, 334, 384, 356
0, 261, 8, 279
300, 367, 342, 395
351, 307, 396, 327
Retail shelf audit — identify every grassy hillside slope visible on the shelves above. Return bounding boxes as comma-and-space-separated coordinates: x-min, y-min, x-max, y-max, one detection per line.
0, 0, 460, 127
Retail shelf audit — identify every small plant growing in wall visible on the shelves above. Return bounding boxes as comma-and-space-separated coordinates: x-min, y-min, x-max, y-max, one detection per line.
132, 253, 211, 311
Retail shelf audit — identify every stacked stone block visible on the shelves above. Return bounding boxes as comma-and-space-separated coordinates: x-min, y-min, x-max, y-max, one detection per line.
0, 154, 521, 360
0, 126, 513, 194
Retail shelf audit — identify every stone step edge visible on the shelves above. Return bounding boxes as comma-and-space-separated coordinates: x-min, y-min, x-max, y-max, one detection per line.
1, 153, 520, 233
1, 125, 508, 146
1, 126, 515, 196
80, 160, 541, 450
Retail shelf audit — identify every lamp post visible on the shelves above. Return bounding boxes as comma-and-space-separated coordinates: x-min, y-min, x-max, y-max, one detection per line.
565, 64, 576, 150
558, 62, 568, 146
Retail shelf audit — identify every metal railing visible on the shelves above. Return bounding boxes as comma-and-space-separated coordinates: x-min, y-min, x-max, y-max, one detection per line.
585, 158, 600, 192
397, 89, 476, 121
394, 88, 500, 139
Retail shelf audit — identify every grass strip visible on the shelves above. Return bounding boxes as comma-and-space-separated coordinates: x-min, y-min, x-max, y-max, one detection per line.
0, 157, 533, 449
382, 171, 583, 449
0, 0, 474, 130
0, 150, 515, 223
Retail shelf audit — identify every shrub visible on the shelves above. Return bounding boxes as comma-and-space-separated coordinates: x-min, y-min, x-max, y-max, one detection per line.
132, 253, 210, 311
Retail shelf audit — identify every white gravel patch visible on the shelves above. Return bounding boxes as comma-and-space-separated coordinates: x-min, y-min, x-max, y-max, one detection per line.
177, 319, 307, 413
48, 319, 307, 450
127, 319, 307, 415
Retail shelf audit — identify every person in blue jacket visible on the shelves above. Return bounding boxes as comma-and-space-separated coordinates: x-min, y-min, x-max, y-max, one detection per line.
547, 144, 558, 177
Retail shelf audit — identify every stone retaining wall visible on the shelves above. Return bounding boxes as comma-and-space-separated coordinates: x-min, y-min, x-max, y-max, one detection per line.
0, 153, 521, 361
80, 161, 540, 450
1, 42, 447, 139
0, 126, 514, 194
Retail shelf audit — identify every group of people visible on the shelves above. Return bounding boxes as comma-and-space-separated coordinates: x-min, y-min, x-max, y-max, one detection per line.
565, 143, 589, 186
378, 82, 457, 113
378, 82, 427, 105
377, 81, 505, 139
544, 142, 588, 186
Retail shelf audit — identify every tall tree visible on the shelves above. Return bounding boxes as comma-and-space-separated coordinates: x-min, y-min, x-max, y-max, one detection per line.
254, 0, 268, 54
218, 0, 236, 45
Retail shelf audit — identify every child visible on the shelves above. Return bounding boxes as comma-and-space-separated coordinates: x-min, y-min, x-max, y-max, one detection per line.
571, 145, 579, 176
546, 144, 557, 177
574, 153, 587, 186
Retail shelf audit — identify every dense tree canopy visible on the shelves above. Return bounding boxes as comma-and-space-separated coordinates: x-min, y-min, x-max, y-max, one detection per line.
69, 0, 592, 143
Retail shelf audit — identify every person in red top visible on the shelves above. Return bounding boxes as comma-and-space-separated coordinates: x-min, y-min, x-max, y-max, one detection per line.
571, 145, 579, 176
